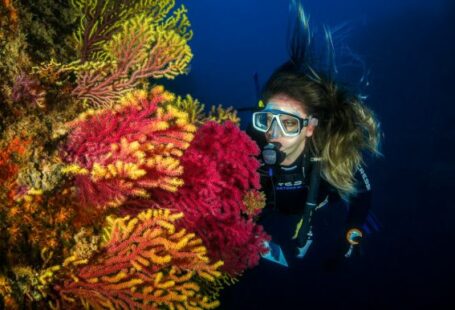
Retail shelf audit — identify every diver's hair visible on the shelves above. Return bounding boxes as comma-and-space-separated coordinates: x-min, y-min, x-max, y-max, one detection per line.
262, 69, 381, 200
262, 0, 381, 200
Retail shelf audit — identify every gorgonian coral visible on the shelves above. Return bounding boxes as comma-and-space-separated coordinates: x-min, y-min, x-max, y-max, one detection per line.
205, 105, 240, 125
142, 121, 269, 275
62, 87, 196, 225
55, 209, 223, 310
71, 0, 190, 62
69, 0, 193, 107
172, 94, 206, 125
171, 96, 240, 126
1, 0, 267, 308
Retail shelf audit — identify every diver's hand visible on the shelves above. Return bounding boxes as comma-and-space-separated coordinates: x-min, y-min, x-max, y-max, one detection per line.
323, 228, 363, 272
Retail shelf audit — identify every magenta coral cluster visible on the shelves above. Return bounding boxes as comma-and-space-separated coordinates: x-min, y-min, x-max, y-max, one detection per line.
144, 121, 270, 275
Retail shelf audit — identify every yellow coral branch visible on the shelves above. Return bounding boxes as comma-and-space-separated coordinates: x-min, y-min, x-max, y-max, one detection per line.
59, 209, 223, 309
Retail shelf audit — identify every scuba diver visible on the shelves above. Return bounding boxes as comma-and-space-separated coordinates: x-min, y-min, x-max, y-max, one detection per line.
251, 73, 376, 268
247, 0, 381, 268
220, 1, 381, 309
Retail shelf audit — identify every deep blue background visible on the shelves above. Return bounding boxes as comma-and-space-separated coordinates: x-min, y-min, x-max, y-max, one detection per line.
168, 1, 454, 308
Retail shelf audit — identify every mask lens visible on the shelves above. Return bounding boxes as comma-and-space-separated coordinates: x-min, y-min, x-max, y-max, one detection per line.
253, 112, 272, 132
279, 114, 300, 135
266, 113, 274, 128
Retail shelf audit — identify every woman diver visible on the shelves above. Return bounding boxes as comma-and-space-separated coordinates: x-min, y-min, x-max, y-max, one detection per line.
221, 1, 381, 309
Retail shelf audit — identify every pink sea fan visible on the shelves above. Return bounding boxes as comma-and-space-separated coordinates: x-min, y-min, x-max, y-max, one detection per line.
141, 121, 270, 275
62, 88, 195, 225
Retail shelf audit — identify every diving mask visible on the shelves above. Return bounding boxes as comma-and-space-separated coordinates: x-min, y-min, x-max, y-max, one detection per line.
252, 108, 317, 137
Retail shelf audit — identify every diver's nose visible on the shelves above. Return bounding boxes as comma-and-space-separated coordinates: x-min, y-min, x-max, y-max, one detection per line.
267, 119, 283, 139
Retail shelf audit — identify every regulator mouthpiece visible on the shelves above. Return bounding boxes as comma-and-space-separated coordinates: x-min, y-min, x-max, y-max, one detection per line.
262, 142, 285, 165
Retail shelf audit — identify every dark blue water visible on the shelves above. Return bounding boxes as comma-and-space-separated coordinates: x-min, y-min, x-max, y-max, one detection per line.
168, 1, 454, 308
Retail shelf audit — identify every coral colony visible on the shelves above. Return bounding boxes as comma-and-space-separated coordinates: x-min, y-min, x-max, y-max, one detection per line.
0, 0, 268, 309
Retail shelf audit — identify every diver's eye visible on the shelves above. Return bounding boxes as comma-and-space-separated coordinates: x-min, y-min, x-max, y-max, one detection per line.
282, 119, 298, 128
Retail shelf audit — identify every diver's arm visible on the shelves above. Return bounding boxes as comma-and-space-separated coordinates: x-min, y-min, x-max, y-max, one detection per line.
343, 165, 372, 257
346, 166, 372, 232
322, 166, 372, 270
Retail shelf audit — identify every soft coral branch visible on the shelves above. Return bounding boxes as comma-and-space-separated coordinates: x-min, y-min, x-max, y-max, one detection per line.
135, 121, 270, 275
62, 87, 195, 226
56, 209, 222, 310
71, 3, 192, 107
72, 0, 176, 62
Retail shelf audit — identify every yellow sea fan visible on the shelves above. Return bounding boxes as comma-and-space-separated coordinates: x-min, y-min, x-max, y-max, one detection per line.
205, 104, 240, 125
172, 94, 206, 125
70, 1, 193, 107
71, 0, 180, 61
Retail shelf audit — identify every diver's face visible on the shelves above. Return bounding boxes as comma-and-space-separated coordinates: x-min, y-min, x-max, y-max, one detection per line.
264, 94, 314, 165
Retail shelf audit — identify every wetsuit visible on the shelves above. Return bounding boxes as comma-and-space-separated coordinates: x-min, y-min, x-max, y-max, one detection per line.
257, 147, 372, 266
219, 128, 372, 309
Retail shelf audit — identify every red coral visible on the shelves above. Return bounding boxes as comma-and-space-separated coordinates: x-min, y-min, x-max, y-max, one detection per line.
62, 89, 194, 226
140, 121, 270, 275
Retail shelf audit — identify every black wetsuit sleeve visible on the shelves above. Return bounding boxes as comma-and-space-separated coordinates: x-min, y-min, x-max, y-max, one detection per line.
345, 165, 372, 230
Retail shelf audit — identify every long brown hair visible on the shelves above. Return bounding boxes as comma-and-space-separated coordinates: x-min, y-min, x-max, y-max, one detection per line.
263, 68, 381, 200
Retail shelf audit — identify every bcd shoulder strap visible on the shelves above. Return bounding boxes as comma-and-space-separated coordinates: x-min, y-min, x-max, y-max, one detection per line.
294, 154, 322, 248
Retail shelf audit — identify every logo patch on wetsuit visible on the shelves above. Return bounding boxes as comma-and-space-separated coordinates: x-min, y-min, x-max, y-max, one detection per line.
276, 180, 304, 190
275, 167, 305, 191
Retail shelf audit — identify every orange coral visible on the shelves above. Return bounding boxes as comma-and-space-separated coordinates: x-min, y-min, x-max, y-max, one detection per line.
0, 137, 31, 251
0, 137, 29, 183
243, 190, 266, 217
4, 185, 77, 257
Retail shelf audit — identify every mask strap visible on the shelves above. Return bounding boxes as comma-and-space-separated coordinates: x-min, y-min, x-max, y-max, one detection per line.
308, 115, 318, 127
